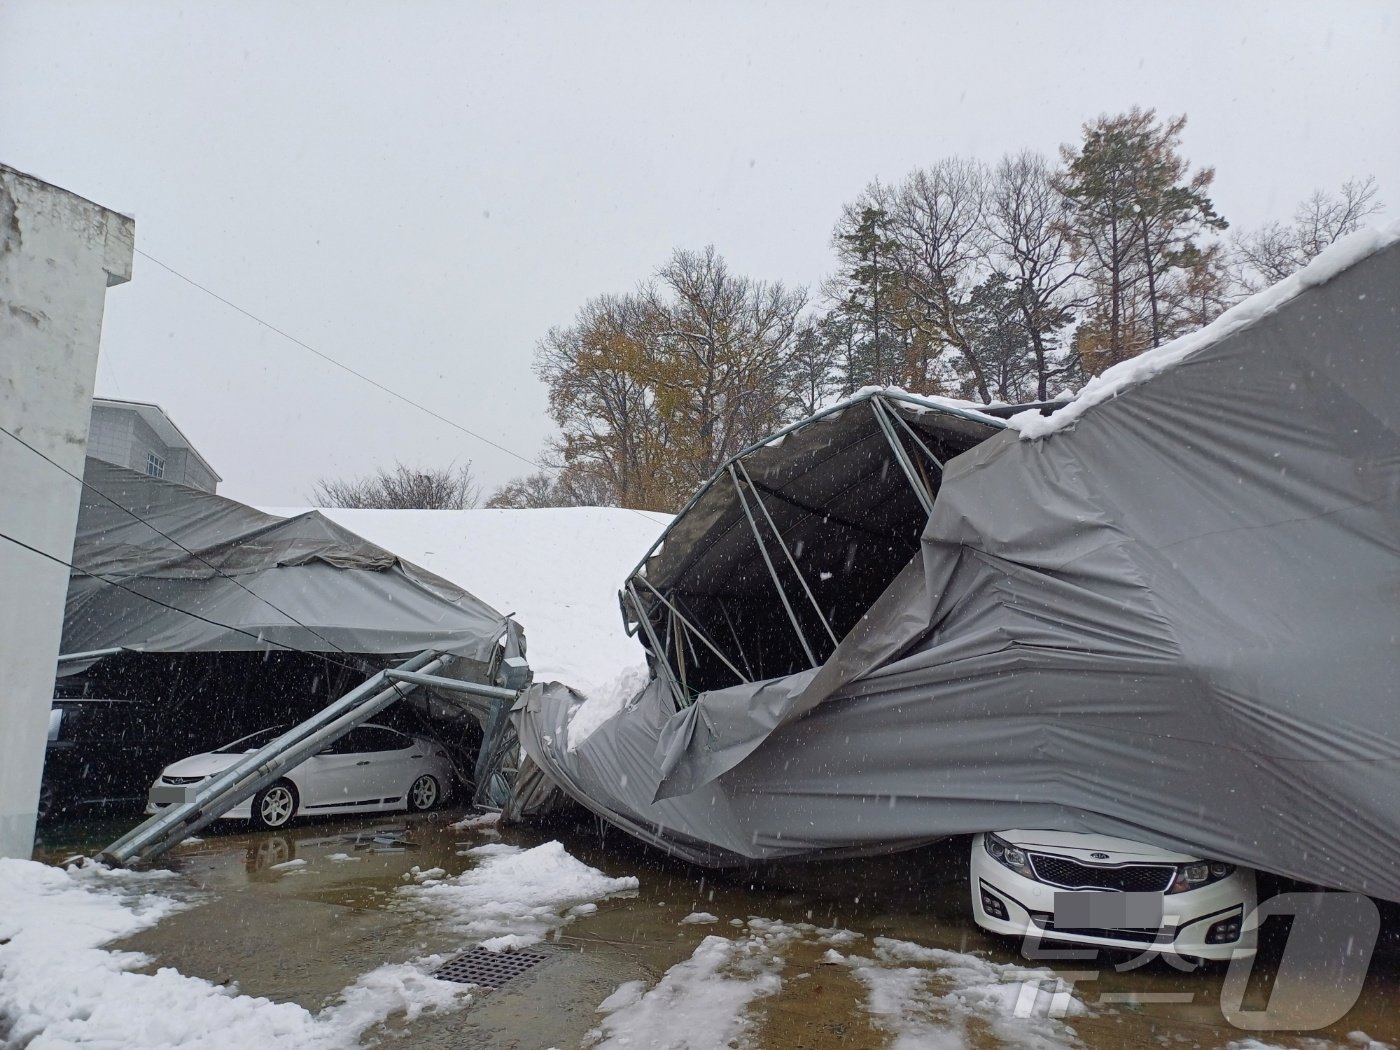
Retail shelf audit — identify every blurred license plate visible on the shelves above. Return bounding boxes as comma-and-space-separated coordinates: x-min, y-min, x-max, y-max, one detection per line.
1054, 891, 1163, 929
149, 784, 196, 804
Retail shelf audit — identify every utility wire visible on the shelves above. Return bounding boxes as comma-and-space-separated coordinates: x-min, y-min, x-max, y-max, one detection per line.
134, 248, 670, 526
1, 423, 354, 659
0, 527, 367, 675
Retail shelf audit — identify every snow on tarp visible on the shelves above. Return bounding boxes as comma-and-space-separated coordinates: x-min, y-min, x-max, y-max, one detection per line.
63, 459, 515, 662
515, 225, 1400, 899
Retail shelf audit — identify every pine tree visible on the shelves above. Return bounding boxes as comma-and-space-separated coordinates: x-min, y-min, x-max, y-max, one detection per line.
1058, 108, 1227, 374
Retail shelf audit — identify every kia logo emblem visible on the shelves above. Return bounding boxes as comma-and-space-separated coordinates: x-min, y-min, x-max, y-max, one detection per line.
1090, 852, 1110, 860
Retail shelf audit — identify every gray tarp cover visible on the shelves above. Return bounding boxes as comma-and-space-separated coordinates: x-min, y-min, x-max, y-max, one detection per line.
515, 229, 1400, 900
64, 458, 514, 661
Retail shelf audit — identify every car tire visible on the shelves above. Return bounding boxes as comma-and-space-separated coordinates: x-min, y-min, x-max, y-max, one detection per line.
250, 780, 298, 830
407, 774, 440, 812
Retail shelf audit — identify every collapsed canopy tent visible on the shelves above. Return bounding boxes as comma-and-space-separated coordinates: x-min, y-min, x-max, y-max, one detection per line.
620, 390, 1006, 700
515, 225, 1400, 901
63, 458, 521, 663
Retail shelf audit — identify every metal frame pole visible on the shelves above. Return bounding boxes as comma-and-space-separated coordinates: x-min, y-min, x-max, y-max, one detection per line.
714, 597, 757, 680
728, 464, 819, 668
885, 403, 946, 470
625, 581, 687, 708
633, 574, 749, 684
871, 398, 936, 517
735, 461, 839, 648
98, 650, 445, 866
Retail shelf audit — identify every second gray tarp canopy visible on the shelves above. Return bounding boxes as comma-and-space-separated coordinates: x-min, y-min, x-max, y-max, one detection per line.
63, 459, 522, 664
515, 225, 1400, 901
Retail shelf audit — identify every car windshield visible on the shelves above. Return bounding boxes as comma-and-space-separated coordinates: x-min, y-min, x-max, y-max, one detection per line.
214, 726, 288, 754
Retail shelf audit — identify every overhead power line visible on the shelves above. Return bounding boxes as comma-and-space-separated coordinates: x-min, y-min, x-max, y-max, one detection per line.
1, 423, 353, 658
0, 525, 366, 675
132, 248, 669, 527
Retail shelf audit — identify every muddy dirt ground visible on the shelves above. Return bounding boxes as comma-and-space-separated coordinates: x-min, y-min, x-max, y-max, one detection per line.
34, 807, 1400, 1049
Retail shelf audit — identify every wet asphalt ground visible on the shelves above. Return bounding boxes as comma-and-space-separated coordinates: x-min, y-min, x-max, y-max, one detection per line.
32, 806, 1400, 1050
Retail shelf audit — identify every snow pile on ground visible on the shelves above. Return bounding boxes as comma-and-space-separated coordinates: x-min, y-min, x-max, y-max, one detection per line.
1010, 220, 1400, 441
449, 810, 502, 830
586, 925, 793, 1050
270, 506, 668, 712
0, 858, 467, 1049
585, 917, 1084, 1050
399, 839, 638, 945
846, 936, 1084, 1050
1229, 1036, 1394, 1050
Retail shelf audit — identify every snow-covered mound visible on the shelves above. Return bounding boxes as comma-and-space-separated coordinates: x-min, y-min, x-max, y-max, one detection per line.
264, 506, 668, 703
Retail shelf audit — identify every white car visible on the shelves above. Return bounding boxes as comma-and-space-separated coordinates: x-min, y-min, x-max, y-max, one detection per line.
146, 723, 455, 829
971, 830, 1257, 962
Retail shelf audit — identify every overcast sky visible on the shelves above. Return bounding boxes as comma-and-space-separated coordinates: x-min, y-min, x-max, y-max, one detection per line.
5, 1, 1398, 505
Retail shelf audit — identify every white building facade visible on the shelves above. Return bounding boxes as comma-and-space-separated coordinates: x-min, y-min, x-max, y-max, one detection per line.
0, 165, 134, 859
89, 397, 220, 493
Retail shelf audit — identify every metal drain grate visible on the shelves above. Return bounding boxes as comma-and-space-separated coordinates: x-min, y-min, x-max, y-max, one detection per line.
432, 946, 554, 987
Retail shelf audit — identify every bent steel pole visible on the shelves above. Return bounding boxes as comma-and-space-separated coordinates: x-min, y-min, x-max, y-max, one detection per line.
729, 464, 819, 668
97, 650, 445, 867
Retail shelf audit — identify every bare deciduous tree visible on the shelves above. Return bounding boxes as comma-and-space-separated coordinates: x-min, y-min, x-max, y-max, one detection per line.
881, 160, 993, 398
984, 151, 1082, 400
1232, 177, 1385, 290
484, 464, 616, 509
535, 247, 808, 511
311, 462, 480, 509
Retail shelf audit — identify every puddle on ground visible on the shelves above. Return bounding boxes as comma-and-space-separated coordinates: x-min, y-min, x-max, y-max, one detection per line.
32, 809, 1400, 1050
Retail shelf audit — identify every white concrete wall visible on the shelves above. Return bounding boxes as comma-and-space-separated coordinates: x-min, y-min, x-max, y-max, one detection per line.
0, 165, 133, 858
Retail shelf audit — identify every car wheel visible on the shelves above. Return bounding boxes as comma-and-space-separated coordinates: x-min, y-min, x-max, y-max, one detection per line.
407, 774, 440, 812
250, 780, 298, 830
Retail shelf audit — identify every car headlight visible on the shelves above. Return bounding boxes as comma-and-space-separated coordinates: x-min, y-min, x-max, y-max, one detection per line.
1167, 859, 1234, 893
984, 832, 1035, 879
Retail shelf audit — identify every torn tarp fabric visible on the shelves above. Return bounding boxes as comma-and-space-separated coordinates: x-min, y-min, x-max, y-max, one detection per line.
515, 225, 1400, 899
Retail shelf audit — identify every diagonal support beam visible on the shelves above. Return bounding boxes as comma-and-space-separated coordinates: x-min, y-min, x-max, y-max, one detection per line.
735, 461, 839, 648
625, 580, 687, 708
729, 464, 819, 668
634, 572, 750, 685
871, 397, 936, 517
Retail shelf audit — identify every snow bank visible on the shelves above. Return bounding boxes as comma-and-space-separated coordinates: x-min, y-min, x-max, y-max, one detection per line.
400, 839, 638, 944
265, 506, 668, 707
1010, 220, 1400, 441
0, 858, 467, 1049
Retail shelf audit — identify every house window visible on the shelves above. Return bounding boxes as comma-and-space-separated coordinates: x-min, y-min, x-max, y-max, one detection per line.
146, 452, 165, 478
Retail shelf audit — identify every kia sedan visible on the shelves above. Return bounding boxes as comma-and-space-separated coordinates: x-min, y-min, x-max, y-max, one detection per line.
971, 830, 1257, 963
146, 723, 454, 829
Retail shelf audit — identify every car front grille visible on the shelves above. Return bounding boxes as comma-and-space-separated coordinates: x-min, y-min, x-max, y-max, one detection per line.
1028, 853, 1175, 893
161, 775, 206, 785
